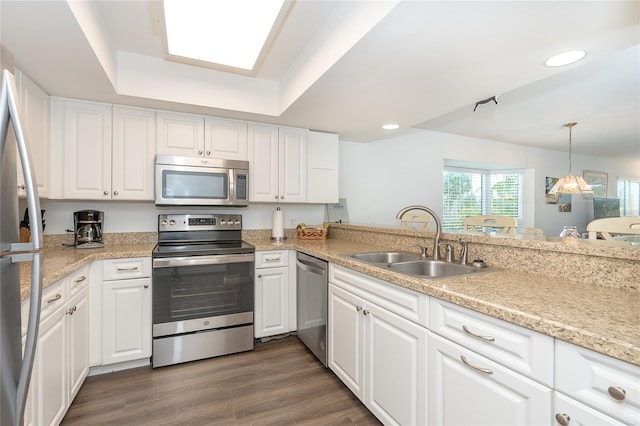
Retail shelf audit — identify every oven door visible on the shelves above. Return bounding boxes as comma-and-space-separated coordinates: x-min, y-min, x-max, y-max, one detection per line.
152, 253, 254, 338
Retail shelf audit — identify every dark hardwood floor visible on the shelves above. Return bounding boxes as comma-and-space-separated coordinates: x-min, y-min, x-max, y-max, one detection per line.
62, 337, 380, 425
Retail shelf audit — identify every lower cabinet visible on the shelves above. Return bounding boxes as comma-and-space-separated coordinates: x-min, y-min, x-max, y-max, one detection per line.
100, 259, 152, 365
428, 332, 551, 425
328, 266, 428, 426
254, 250, 295, 338
27, 265, 90, 426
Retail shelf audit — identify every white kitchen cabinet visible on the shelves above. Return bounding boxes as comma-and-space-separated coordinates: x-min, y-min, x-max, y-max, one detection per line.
429, 332, 552, 426
430, 298, 554, 386
248, 124, 308, 203
28, 264, 90, 426
554, 391, 627, 426
100, 257, 152, 365
328, 265, 428, 426
111, 106, 156, 200
16, 68, 50, 198
155, 111, 205, 157
306, 131, 339, 203
60, 99, 112, 199
204, 117, 248, 160
254, 250, 290, 338
555, 339, 640, 425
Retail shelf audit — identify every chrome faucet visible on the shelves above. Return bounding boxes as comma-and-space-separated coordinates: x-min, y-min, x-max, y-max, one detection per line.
396, 205, 442, 261
458, 238, 469, 265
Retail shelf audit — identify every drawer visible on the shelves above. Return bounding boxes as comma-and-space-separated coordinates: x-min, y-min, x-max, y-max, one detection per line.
329, 264, 428, 325
430, 298, 554, 386
39, 279, 66, 322
554, 392, 627, 426
67, 264, 90, 298
256, 250, 288, 268
102, 257, 151, 281
556, 339, 640, 425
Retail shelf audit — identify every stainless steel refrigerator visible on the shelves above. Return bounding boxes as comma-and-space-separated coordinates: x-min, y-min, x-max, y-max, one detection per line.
1, 66, 45, 425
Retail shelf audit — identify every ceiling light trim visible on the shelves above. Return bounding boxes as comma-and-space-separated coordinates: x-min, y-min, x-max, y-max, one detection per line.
545, 50, 587, 67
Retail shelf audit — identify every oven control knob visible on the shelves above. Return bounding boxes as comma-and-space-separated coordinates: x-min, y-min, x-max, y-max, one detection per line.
169, 219, 176, 226
221, 220, 227, 225
235, 220, 241, 225
161, 219, 167, 226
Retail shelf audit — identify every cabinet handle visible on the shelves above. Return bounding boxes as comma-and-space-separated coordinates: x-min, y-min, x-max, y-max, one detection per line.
356, 306, 362, 312
75, 276, 87, 283
206, 150, 211, 155
198, 150, 203, 155
608, 386, 626, 401
257, 275, 262, 279
462, 325, 495, 342
264, 257, 280, 262
362, 309, 369, 316
460, 355, 493, 374
274, 195, 278, 199
103, 191, 109, 196
66, 305, 77, 316
280, 195, 284, 199
17, 184, 25, 190
47, 293, 62, 304
113, 190, 118, 196
554, 413, 570, 426
144, 284, 149, 289
116, 266, 139, 271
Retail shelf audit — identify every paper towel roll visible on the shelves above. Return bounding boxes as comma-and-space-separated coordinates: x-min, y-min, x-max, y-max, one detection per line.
272, 207, 284, 239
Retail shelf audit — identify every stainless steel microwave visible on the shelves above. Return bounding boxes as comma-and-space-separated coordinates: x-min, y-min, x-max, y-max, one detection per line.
155, 155, 249, 207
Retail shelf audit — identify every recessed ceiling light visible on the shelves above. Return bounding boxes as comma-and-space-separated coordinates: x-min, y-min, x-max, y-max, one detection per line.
382, 123, 400, 130
163, 0, 285, 70
545, 50, 587, 67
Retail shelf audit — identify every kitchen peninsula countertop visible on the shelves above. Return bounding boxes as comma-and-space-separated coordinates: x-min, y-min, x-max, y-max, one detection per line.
248, 237, 640, 367
21, 237, 639, 366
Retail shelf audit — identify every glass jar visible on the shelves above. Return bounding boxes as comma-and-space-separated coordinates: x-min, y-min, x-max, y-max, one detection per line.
559, 225, 581, 238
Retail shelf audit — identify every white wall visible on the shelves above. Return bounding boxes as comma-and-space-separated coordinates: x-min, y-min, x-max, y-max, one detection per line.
339, 129, 639, 235
34, 200, 325, 235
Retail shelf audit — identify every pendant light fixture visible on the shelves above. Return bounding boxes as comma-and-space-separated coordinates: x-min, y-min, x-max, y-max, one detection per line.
548, 122, 593, 195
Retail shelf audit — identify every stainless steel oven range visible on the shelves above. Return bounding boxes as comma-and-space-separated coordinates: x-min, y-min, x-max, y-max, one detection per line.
151, 213, 255, 368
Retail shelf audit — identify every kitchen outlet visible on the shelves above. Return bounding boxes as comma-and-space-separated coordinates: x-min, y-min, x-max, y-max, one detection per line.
290, 218, 296, 227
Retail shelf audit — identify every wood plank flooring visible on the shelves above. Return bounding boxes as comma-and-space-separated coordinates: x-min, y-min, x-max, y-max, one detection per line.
62, 337, 380, 425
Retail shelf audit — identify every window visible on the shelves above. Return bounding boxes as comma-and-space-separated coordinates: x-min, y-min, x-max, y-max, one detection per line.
443, 167, 523, 232
617, 177, 640, 216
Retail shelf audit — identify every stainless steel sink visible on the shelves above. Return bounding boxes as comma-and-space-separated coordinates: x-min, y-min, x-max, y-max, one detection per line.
388, 260, 483, 278
349, 251, 421, 264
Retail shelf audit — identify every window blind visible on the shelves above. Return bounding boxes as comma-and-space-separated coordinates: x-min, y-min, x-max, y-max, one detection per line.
617, 178, 640, 216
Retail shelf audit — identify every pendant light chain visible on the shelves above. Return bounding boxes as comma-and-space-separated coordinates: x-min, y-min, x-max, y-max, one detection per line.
564, 122, 577, 176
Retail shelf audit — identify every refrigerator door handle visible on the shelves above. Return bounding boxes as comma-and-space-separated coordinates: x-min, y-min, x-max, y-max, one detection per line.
2, 69, 44, 426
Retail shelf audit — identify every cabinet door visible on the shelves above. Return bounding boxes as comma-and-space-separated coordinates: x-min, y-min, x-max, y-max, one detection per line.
255, 266, 289, 338
366, 303, 428, 426
62, 100, 112, 199
67, 287, 89, 403
278, 127, 307, 203
328, 284, 365, 399
248, 123, 279, 202
204, 117, 248, 160
429, 332, 551, 426
16, 69, 49, 198
307, 131, 338, 203
102, 278, 152, 365
33, 307, 67, 426
156, 111, 204, 157
554, 392, 627, 426
111, 106, 156, 200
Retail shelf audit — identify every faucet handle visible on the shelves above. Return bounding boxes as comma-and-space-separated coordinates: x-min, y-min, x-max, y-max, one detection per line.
439, 243, 454, 262
458, 238, 469, 265
414, 244, 429, 259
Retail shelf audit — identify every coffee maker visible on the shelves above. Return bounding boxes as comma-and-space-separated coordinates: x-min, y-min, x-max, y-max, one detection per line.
73, 210, 104, 248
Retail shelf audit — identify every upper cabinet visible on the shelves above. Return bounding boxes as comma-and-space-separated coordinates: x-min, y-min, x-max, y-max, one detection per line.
307, 131, 339, 204
156, 112, 248, 161
248, 124, 307, 203
51, 99, 156, 200
15, 69, 50, 198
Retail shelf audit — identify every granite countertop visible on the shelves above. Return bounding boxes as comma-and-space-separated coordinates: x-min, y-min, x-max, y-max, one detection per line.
20, 237, 639, 366
248, 237, 640, 367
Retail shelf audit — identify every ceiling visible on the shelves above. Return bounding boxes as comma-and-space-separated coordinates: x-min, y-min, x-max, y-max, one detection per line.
1, 1, 638, 161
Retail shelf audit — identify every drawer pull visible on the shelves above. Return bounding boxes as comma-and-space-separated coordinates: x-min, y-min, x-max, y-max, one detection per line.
47, 293, 62, 304
356, 306, 363, 312
144, 284, 149, 289
116, 266, 139, 271
75, 275, 87, 283
66, 306, 77, 316
362, 309, 369, 316
460, 355, 493, 374
555, 413, 570, 426
608, 386, 626, 401
462, 325, 495, 342
264, 257, 280, 262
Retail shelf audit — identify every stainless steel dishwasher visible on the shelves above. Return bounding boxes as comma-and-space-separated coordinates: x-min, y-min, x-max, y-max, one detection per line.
296, 252, 328, 367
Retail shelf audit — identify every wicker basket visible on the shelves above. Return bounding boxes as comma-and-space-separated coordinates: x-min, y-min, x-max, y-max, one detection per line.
296, 226, 329, 240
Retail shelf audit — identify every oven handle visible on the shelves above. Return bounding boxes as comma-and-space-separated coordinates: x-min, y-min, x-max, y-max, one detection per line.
153, 253, 255, 268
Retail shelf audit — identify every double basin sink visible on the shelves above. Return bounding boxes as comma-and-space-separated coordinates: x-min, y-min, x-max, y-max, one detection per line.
349, 251, 490, 279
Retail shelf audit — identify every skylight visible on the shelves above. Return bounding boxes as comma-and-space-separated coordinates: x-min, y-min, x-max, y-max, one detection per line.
163, 0, 286, 71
